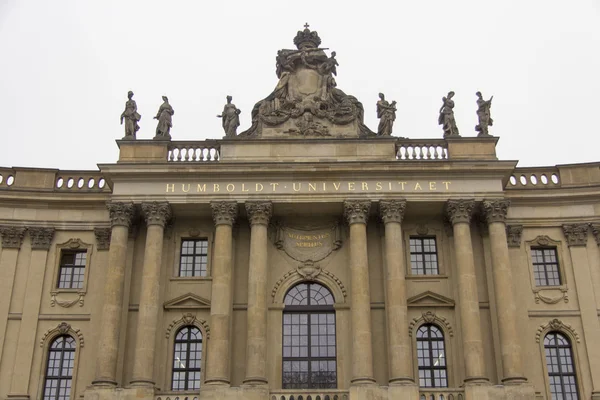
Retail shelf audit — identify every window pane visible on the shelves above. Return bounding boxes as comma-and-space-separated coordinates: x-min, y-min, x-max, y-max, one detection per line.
410, 237, 439, 275
179, 239, 208, 277
544, 332, 579, 400
417, 325, 447, 388
43, 336, 74, 400
531, 247, 561, 287
172, 326, 202, 391
57, 251, 87, 289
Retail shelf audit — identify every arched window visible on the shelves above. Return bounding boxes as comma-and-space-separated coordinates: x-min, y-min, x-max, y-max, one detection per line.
416, 324, 447, 388
544, 332, 579, 400
42, 335, 75, 400
283, 282, 336, 389
172, 326, 202, 390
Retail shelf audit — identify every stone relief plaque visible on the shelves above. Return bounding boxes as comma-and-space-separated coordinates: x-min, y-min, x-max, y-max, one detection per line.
274, 221, 342, 262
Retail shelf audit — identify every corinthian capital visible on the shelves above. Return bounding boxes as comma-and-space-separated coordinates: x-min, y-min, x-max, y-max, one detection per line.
506, 225, 523, 248
445, 199, 475, 225
379, 199, 407, 224
141, 202, 172, 227
211, 201, 238, 226
246, 201, 273, 226
482, 199, 510, 224
0, 226, 27, 249
29, 227, 55, 250
106, 202, 135, 228
344, 200, 371, 225
590, 223, 600, 246
562, 224, 589, 247
94, 228, 111, 251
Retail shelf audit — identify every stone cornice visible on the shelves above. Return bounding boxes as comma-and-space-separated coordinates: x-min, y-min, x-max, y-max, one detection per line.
562, 224, 589, 247
245, 201, 273, 226
0, 226, 27, 249
445, 199, 475, 225
482, 199, 510, 224
29, 227, 55, 250
379, 199, 407, 224
211, 201, 238, 226
343, 200, 371, 225
141, 202, 172, 227
106, 202, 135, 228
590, 223, 600, 246
93, 227, 111, 251
506, 225, 523, 248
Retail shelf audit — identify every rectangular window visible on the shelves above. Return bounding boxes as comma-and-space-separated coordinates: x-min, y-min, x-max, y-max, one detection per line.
179, 239, 208, 277
57, 251, 87, 289
531, 247, 561, 286
410, 237, 439, 275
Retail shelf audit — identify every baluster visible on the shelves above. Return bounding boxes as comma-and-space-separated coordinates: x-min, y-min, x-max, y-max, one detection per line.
176, 147, 183, 161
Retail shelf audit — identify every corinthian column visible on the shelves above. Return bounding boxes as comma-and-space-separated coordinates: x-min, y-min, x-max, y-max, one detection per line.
243, 201, 272, 385
344, 200, 376, 385
445, 200, 488, 384
379, 200, 413, 384
205, 201, 238, 385
131, 202, 172, 386
482, 200, 526, 384
93, 202, 135, 386
379, 199, 414, 385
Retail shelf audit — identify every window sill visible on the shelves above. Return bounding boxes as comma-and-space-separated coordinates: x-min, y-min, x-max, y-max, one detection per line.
406, 275, 448, 281
170, 276, 212, 282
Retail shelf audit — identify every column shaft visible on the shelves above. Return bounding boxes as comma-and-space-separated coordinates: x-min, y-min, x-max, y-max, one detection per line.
244, 202, 272, 385
94, 203, 134, 386
344, 200, 375, 385
380, 200, 413, 384
206, 201, 237, 385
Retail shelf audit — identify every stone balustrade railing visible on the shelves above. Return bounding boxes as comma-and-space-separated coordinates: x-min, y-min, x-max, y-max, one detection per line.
155, 396, 198, 400
270, 390, 349, 400
55, 171, 110, 192
419, 388, 465, 400
396, 139, 449, 160
506, 167, 561, 189
167, 141, 221, 162
0, 167, 16, 188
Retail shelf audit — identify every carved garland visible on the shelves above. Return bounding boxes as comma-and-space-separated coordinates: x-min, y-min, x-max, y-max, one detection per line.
535, 319, 580, 343
409, 311, 454, 338
166, 313, 210, 339
533, 287, 569, 304
40, 322, 84, 348
271, 269, 347, 301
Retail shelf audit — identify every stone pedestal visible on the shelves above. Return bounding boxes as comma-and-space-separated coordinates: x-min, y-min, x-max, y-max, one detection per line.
243, 201, 273, 385
93, 203, 135, 386
130, 202, 171, 386
205, 201, 238, 385
344, 200, 375, 385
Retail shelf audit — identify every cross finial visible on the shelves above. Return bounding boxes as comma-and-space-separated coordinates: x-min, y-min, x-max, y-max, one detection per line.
304, 22, 310, 29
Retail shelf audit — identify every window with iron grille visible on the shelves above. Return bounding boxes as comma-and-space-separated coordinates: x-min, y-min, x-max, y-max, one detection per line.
531, 247, 561, 286
544, 332, 579, 400
42, 335, 75, 400
417, 324, 447, 388
410, 237, 439, 275
57, 251, 87, 289
282, 282, 336, 389
179, 239, 208, 277
172, 326, 203, 390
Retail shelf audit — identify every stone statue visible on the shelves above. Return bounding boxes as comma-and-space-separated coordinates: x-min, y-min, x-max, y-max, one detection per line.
154, 96, 174, 140
318, 51, 338, 76
475, 91, 493, 136
217, 95, 241, 138
376, 93, 397, 136
120, 91, 141, 140
438, 91, 460, 137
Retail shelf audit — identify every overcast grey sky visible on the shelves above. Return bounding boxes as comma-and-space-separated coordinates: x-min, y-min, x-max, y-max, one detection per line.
1, 0, 599, 170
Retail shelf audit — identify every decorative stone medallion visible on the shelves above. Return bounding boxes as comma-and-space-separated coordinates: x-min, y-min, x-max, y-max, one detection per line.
274, 222, 342, 262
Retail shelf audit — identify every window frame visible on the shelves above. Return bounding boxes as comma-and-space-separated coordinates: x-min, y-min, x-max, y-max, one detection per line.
525, 236, 569, 302
171, 228, 213, 280
542, 331, 581, 400
416, 324, 448, 388
50, 239, 93, 301
403, 226, 448, 278
171, 325, 203, 391
408, 236, 440, 276
282, 282, 337, 390
57, 251, 87, 290
42, 335, 76, 400
530, 247, 561, 287
177, 238, 209, 278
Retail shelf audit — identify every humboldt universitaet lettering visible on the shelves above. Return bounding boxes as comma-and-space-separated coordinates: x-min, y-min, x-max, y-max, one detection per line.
166, 180, 452, 194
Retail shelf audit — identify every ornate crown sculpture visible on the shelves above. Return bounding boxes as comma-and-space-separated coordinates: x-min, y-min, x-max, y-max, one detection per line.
293, 24, 321, 49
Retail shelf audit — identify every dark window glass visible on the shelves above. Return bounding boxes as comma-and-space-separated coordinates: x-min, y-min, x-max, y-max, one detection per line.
57, 251, 87, 289
283, 282, 336, 389
417, 325, 447, 388
179, 239, 208, 277
43, 335, 75, 400
531, 247, 561, 286
544, 332, 579, 400
172, 326, 203, 391
410, 237, 439, 275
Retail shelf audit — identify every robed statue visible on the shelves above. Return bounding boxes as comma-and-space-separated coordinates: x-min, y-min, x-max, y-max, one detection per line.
438, 91, 460, 137
120, 91, 141, 140
217, 95, 241, 137
376, 93, 397, 136
154, 96, 174, 140
475, 91, 493, 136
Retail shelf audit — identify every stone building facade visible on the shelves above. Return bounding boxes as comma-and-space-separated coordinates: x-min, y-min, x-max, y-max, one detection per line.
1, 27, 600, 400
